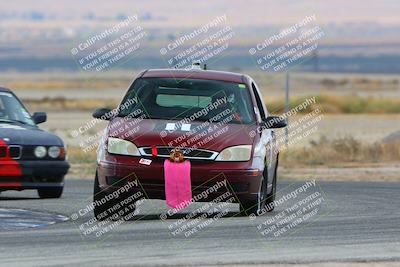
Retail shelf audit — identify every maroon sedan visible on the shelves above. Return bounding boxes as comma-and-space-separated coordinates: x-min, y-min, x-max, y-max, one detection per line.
92, 66, 286, 220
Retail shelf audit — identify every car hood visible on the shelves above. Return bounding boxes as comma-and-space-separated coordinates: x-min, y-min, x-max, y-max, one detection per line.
0, 123, 63, 146
108, 118, 257, 152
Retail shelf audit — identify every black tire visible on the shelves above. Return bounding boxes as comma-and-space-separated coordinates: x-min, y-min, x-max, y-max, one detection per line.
38, 187, 63, 199
264, 155, 279, 212
93, 173, 110, 220
239, 175, 268, 216
93, 173, 136, 221
239, 156, 278, 216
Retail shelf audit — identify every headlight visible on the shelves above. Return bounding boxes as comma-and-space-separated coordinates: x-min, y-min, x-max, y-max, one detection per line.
34, 146, 47, 158
48, 146, 61, 158
215, 145, 252, 161
107, 137, 140, 156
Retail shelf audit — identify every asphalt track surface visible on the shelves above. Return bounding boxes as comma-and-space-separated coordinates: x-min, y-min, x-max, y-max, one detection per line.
0, 179, 399, 267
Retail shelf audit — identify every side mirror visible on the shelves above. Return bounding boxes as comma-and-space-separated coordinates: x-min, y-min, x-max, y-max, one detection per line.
32, 112, 47, 124
92, 108, 113, 120
262, 116, 287, 129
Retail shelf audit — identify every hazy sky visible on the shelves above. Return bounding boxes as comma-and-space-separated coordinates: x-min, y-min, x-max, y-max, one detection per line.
1, 0, 399, 27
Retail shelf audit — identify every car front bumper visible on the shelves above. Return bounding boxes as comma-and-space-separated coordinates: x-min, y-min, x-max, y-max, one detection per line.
97, 156, 262, 203
0, 160, 70, 190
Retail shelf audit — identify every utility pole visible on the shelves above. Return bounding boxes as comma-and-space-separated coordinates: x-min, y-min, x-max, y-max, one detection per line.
313, 50, 319, 72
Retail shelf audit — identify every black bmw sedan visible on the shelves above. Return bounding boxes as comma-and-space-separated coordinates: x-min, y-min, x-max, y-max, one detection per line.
0, 87, 69, 198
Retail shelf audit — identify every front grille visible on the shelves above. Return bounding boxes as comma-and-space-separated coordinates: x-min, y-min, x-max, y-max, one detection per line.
0, 146, 6, 157
0, 145, 21, 159
19, 146, 36, 160
139, 146, 218, 160
8, 146, 22, 159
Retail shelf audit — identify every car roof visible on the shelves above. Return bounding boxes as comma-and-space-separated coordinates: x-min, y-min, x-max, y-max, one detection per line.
0, 87, 12, 93
140, 69, 247, 84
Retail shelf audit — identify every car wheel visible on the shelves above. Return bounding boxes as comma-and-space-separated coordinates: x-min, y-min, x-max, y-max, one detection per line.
93, 173, 108, 220
38, 187, 63, 199
93, 172, 136, 221
264, 155, 279, 213
239, 174, 268, 216
239, 156, 278, 216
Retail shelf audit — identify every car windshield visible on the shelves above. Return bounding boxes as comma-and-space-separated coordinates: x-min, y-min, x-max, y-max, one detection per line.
0, 92, 35, 126
118, 78, 255, 124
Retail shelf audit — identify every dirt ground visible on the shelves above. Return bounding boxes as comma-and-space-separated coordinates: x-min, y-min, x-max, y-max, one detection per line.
280, 163, 400, 182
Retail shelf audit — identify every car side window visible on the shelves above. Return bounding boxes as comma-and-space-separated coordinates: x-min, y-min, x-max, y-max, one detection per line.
0, 97, 6, 119
251, 82, 266, 119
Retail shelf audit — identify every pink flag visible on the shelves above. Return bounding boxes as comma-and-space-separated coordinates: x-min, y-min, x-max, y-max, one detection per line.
164, 160, 192, 209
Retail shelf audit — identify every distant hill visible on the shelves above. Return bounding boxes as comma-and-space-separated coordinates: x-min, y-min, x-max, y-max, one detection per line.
1, 0, 399, 73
